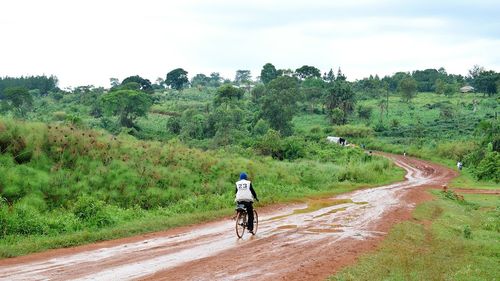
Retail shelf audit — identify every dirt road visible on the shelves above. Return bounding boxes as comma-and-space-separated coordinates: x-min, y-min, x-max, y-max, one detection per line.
0, 154, 457, 281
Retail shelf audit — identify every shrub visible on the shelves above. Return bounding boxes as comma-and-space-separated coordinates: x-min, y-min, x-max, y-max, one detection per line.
73, 195, 115, 227
333, 124, 374, 138
473, 151, 500, 182
463, 225, 472, 239
11, 203, 48, 236
52, 111, 67, 121
253, 119, 270, 136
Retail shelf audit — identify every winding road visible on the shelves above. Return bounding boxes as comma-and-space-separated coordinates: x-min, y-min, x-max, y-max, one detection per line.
0, 154, 457, 281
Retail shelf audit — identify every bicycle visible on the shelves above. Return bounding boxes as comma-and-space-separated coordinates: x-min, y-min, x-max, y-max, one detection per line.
235, 203, 258, 238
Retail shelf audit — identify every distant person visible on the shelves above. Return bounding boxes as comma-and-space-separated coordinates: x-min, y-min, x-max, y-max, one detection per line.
361, 144, 365, 149
235, 172, 259, 233
457, 161, 463, 171
403, 151, 407, 157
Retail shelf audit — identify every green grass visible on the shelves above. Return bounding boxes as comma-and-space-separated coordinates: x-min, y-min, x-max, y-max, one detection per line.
329, 190, 500, 281
451, 169, 500, 190
0, 118, 405, 258
0, 168, 405, 258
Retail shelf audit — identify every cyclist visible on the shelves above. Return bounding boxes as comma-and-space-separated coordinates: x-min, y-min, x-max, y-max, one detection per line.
235, 172, 258, 233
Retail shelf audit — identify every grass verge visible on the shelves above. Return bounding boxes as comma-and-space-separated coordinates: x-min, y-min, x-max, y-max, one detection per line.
329, 190, 500, 281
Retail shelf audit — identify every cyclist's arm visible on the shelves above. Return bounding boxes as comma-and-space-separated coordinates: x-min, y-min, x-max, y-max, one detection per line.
250, 183, 258, 201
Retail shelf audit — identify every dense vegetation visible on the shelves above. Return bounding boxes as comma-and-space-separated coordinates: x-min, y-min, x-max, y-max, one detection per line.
0, 64, 498, 256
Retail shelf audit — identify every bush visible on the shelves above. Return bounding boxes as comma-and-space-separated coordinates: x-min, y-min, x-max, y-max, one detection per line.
52, 111, 67, 121
473, 151, 500, 183
253, 119, 270, 136
333, 124, 374, 138
463, 225, 472, 239
11, 203, 48, 236
73, 195, 115, 228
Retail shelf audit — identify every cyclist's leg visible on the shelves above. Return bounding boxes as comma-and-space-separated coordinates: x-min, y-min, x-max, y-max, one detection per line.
246, 202, 254, 232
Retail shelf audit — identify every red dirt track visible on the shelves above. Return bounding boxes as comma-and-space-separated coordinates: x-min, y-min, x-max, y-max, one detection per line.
0, 154, 458, 281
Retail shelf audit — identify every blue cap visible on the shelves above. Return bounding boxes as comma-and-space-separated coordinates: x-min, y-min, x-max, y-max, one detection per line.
239, 172, 247, 180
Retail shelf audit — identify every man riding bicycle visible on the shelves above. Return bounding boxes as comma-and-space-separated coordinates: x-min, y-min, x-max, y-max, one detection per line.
235, 172, 258, 233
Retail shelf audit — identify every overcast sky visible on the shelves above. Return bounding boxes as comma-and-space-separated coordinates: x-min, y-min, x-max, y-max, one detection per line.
1, 0, 499, 88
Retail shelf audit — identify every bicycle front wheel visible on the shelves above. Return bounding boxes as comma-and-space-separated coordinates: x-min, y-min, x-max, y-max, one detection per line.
235, 211, 246, 238
252, 210, 258, 235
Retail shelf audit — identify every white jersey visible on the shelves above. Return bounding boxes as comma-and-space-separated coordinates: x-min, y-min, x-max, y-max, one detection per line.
235, 179, 254, 202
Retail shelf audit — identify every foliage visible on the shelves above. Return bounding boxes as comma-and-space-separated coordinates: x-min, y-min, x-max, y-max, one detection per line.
0, 75, 58, 96
356, 105, 373, 120
295, 65, 321, 80
260, 76, 299, 136
473, 70, 499, 96
100, 89, 152, 128
328, 108, 344, 125
166, 68, 189, 90
0, 118, 401, 247
120, 75, 153, 93
398, 77, 418, 102
333, 124, 374, 138
214, 84, 245, 106
234, 70, 252, 85
260, 63, 278, 84
324, 80, 356, 124
2, 87, 33, 117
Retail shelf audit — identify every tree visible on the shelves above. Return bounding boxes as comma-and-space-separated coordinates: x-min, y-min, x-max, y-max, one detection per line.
2, 87, 33, 117
377, 99, 387, 123
260, 63, 278, 84
153, 77, 165, 90
180, 109, 207, 140
166, 68, 189, 90
0, 75, 58, 96
467, 65, 486, 82
277, 68, 294, 77
435, 78, 446, 95
295, 65, 321, 80
208, 105, 246, 145
323, 68, 335, 83
412, 68, 440, 92
214, 84, 245, 106
324, 81, 355, 124
260, 76, 299, 136
191, 74, 210, 88
109, 78, 120, 88
251, 84, 266, 102
328, 108, 344, 125
209, 72, 223, 87
474, 70, 499, 96
444, 83, 457, 96
384, 72, 410, 92
301, 77, 325, 112
234, 70, 252, 85
336, 68, 347, 81
121, 75, 153, 93
100, 90, 152, 128
398, 77, 418, 103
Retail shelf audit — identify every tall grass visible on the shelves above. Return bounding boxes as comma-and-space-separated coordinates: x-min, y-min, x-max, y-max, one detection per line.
0, 118, 403, 257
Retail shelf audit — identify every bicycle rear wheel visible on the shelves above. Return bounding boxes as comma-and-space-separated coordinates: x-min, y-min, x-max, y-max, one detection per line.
235, 211, 246, 238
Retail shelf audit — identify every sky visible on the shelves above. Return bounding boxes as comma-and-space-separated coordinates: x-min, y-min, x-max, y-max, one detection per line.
1, 0, 499, 88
